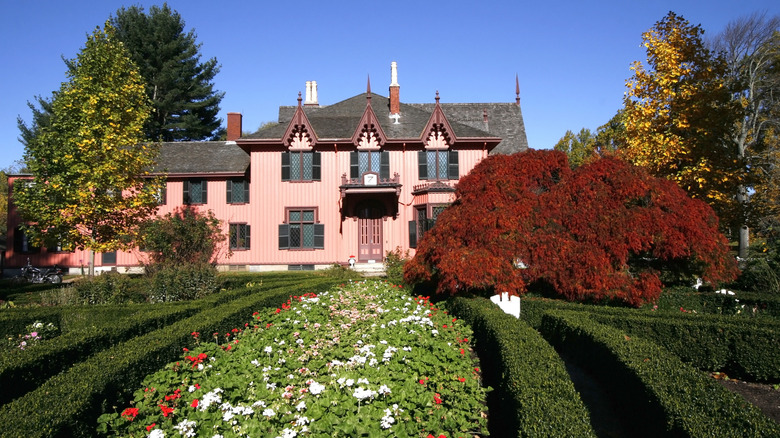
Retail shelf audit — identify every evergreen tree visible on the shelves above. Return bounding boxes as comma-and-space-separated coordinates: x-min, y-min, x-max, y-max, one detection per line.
15, 23, 161, 265
111, 3, 225, 141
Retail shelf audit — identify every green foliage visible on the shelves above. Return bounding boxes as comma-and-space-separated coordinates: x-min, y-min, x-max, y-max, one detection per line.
111, 4, 225, 141
554, 128, 597, 167
139, 206, 227, 267
318, 263, 362, 281
15, 22, 161, 254
0, 278, 342, 437
148, 262, 219, 302
71, 272, 138, 305
539, 310, 780, 437
738, 231, 780, 294
448, 297, 596, 437
384, 247, 410, 286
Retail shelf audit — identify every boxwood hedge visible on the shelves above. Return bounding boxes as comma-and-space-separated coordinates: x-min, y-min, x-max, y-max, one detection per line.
448, 297, 596, 437
539, 310, 780, 437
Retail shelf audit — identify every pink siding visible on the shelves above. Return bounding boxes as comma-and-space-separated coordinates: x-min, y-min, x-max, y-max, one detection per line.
5, 145, 491, 272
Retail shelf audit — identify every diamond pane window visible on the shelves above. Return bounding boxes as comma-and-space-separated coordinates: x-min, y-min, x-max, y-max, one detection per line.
229, 224, 250, 250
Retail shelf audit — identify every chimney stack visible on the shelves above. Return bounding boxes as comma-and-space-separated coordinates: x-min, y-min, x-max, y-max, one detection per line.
304, 81, 319, 107
389, 61, 400, 117
227, 112, 242, 141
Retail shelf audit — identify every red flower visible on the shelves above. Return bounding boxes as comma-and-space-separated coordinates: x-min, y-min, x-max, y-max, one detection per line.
460, 349, 465, 355
458, 377, 466, 382
191, 399, 199, 408
121, 407, 138, 421
419, 379, 425, 385
159, 405, 174, 417
434, 393, 443, 404
275, 308, 281, 314
146, 423, 156, 431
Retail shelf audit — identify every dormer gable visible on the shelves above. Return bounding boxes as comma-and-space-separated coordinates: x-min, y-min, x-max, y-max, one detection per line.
351, 78, 388, 150
282, 93, 317, 150
421, 92, 456, 149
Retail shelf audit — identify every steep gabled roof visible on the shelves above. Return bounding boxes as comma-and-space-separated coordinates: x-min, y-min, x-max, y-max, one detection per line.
246, 93, 499, 144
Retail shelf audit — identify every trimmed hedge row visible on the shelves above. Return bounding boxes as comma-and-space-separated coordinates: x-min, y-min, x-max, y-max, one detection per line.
0, 277, 341, 438
0, 304, 200, 407
589, 312, 780, 382
520, 297, 780, 382
447, 297, 596, 437
539, 310, 780, 438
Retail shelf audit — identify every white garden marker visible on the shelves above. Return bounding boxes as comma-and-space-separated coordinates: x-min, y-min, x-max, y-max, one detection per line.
490, 292, 521, 318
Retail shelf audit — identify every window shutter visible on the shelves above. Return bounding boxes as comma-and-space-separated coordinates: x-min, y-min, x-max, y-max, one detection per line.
245, 225, 251, 249
226, 180, 233, 204
350, 152, 359, 179
201, 180, 207, 203
312, 152, 321, 181
160, 182, 167, 205
279, 224, 290, 249
418, 151, 428, 180
314, 223, 325, 249
448, 150, 459, 180
243, 179, 249, 202
183, 180, 190, 204
409, 220, 417, 248
380, 151, 390, 181
281, 152, 291, 181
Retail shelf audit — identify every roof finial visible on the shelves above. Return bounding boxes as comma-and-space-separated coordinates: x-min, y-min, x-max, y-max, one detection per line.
515, 74, 521, 106
297, 91, 302, 107
367, 75, 372, 100
435, 90, 440, 104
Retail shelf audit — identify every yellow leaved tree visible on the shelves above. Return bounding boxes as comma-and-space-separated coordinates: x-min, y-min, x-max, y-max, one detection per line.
622, 12, 741, 231
15, 22, 162, 274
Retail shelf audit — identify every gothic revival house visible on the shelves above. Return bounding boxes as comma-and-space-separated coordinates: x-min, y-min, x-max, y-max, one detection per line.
5, 62, 528, 274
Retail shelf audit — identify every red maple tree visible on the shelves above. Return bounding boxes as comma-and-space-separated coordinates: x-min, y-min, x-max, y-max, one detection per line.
404, 149, 738, 306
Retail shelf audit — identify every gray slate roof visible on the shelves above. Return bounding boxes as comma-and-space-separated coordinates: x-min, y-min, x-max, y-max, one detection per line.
155, 141, 249, 175
246, 93, 527, 154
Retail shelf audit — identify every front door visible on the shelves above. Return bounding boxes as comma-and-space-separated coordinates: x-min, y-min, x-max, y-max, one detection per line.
357, 202, 384, 262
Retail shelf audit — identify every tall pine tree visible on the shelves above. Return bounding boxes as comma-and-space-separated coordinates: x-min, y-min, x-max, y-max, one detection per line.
111, 4, 225, 141
15, 23, 161, 267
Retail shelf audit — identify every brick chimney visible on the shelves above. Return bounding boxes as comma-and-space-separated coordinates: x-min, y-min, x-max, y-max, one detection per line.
389, 61, 400, 117
227, 112, 242, 141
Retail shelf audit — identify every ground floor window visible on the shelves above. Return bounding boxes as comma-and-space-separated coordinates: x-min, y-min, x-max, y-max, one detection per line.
409, 204, 449, 248
13, 226, 40, 254
279, 208, 324, 250
229, 223, 251, 250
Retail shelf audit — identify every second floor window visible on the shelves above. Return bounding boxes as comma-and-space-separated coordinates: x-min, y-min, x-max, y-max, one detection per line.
418, 150, 459, 180
350, 151, 390, 180
227, 179, 249, 204
282, 151, 321, 181
183, 179, 207, 204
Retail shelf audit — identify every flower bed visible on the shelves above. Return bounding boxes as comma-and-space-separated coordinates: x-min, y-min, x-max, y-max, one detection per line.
98, 280, 489, 437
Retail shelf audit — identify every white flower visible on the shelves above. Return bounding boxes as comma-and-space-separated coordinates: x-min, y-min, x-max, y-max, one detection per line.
345, 378, 355, 387
378, 385, 391, 395
263, 408, 276, 417
264, 346, 273, 353
309, 381, 325, 395
174, 419, 197, 437
295, 401, 306, 411
431, 329, 439, 336
352, 387, 377, 401
197, 363, 204, 371
148, 429, 165, 438
251, 359, 260, 367
252, 400, 267, 408
357, 378, 369, 385
295, 415, 311, 426
276, 428, 297, 438
199, 388, 223, 411
188, 385, 197, 393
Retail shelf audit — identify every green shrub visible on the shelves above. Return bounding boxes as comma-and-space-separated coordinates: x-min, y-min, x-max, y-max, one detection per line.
71, 272, 137, 305
384, 247, 410, 286
539, 310, 780, 437
148, 262, 218, 302
448, 297, 595, 437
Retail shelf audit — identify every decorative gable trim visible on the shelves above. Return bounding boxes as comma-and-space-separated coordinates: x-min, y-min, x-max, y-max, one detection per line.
351, 85, 388, 149
282, 93, 317, 150
421, 92, 456, 149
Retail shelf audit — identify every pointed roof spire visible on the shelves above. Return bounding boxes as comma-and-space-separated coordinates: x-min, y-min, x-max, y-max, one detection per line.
515, 74, 521, 106
435, 90, 440, 104
366, 75, 372, 101
297, 91, 302, 107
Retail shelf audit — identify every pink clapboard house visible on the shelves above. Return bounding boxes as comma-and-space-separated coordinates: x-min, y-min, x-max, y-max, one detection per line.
4, 62, 528, 275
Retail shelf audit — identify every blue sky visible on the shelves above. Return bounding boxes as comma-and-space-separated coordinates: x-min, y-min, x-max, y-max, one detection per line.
2, 0, 778, 171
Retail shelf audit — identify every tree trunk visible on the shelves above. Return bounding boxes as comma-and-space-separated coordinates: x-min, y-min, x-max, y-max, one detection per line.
89, 249, 95, 277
